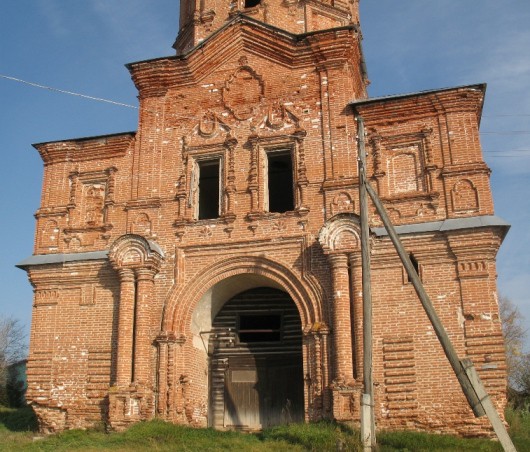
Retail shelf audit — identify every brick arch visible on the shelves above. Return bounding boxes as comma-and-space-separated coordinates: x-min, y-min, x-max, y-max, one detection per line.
163, 255, 323, 334
319, 212, 362, 253
108, 233, 164, 270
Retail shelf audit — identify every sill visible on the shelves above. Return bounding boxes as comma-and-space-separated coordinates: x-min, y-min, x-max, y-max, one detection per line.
247, 207, 309, 221
176, 214, 237, 227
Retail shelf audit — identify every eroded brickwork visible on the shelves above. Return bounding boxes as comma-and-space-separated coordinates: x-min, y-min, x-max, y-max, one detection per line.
20, 1, 508, 437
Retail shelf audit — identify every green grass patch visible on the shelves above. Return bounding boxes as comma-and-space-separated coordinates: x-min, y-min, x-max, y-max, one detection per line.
505, 407, 530, 451
0, 405, 38, 432
2, 419, 304, 451
259, 421, 361, 451
1, 407, 530, 451
377, 429, 502, 451
0, 405, 39, 450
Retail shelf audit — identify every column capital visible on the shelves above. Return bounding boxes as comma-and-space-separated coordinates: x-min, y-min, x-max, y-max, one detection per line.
135, 267, 157, 282
118, 267, 135, 282
328, 252, 349, 269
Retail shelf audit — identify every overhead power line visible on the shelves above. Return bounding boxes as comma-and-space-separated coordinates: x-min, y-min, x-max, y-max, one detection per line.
0, 74, 139, 110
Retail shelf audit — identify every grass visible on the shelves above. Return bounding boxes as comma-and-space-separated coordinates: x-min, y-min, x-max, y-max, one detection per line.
0, 405, 39, 450
1, 405, 529, 451
505, 407, 530, 451
376, 430, 503, 451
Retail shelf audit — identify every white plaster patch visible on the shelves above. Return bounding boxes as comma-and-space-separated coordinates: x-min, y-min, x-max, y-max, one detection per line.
457, 306, 465, 328
481, 312, 492, 321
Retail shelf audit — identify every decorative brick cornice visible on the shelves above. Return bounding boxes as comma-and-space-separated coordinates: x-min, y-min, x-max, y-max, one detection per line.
33, 133, 135, 165
127, 21, 361, 97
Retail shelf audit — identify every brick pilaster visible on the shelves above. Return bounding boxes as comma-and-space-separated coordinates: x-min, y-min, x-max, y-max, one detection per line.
134, 268, 157, 385
116, 268, 136, 386
328, 253, 353, 383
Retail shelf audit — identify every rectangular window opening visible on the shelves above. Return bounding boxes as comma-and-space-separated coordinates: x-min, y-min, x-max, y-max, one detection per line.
267, 151, 294, 213
198, 159, 220, 220
238, 314, 282, 343
245, 0, 261, 7
407, 253, 421, 283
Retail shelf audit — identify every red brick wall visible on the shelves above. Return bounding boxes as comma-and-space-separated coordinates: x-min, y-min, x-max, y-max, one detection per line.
23, 7, 506, 437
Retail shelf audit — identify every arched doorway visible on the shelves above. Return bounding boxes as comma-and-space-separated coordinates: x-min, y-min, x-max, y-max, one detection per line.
209, 287, 304, 430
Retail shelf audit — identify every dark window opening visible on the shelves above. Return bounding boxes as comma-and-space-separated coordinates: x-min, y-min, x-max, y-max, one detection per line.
245, 0, 261, 8
408, 253, 420, 282
268, 152, 294, 213
198, 160, 220, 220
238, 314, 282, 343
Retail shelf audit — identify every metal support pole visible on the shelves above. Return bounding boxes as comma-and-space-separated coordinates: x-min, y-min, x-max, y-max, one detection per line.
364, 179, 486, 417
356, 116, 376, 450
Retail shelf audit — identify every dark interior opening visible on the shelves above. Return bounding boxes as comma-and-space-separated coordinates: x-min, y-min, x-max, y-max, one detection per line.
408, 253, 420, 282
268, 152, 294, 213
238, 314, 282, 343
198, 160, 220, 220
245, 0, 261, 8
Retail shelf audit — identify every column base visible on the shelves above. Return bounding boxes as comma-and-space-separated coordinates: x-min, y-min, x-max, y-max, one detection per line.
331, 383, 362, 422
108, 383, 154, 431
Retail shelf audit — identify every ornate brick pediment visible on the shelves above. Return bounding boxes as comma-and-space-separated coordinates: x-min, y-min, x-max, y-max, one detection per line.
109, 234, 164, 271
319, 213, 362, 253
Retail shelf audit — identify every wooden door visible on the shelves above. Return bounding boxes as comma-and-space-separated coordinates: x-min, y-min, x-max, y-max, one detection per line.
223, 355, 303, 429
210, 287, 304, 430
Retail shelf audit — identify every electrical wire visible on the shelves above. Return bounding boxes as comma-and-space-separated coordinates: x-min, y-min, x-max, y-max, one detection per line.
0, 74, 139, 111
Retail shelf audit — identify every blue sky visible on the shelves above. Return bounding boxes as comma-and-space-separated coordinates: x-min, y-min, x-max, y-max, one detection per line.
1, 1, 530, 347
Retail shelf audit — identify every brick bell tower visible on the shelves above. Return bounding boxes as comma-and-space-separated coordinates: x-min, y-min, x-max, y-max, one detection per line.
174, 0, 361, 55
